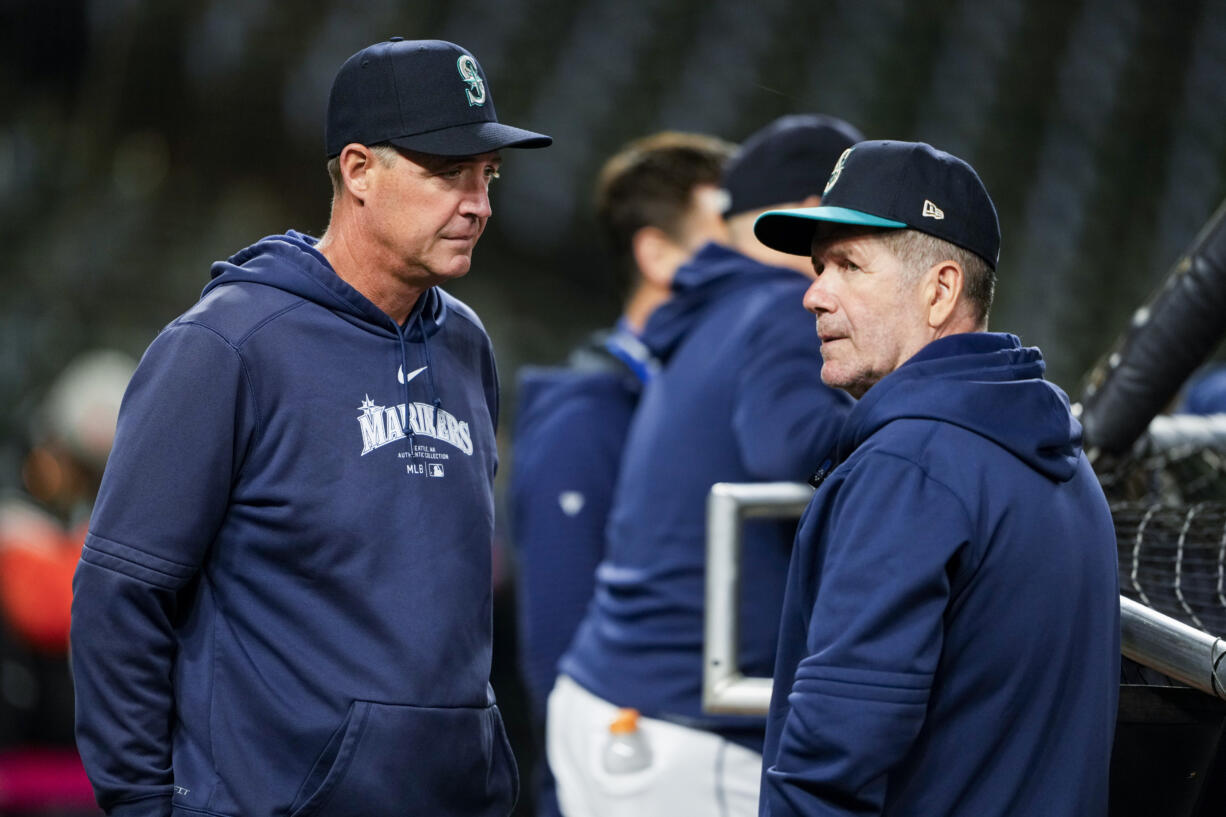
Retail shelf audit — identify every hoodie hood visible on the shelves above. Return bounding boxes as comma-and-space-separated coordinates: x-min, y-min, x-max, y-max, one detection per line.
641, 242, 810, 361
205, 230, 447, 341
838, 332, 1082, 482
207, 231, 454, 458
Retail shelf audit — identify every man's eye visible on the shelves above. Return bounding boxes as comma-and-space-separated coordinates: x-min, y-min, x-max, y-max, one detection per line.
485, 168, 501, 181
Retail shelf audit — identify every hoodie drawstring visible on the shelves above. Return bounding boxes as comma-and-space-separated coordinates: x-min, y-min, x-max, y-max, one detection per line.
400, 328, 415, 459
417, 308, 444, 431
401, 301, 444, 461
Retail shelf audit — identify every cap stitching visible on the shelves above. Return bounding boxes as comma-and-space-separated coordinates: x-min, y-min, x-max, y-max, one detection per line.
385, 43, 408, 139
890, 143, 917, 229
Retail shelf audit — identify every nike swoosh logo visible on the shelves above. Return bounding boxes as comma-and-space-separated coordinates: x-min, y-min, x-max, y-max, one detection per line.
397, 365, 428, 385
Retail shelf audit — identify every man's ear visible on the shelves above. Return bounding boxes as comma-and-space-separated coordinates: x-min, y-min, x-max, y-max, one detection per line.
337, 144, 376, 203
631, 226, 685, 288
925, 259, 964, 329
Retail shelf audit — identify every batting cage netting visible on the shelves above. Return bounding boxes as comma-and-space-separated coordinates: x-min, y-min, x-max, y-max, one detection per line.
1113, 499, 1226, 638
1080, 198, 1226, 645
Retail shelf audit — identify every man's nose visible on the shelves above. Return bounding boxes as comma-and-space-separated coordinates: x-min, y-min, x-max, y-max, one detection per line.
802, 277, 832, 315
461, 180, 493, 219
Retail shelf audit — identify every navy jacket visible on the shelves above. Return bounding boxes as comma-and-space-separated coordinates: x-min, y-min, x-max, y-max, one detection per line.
762, 333, 1120, 817
510, 329, 651, 817
71, 232, 516, 817
1180, 363, 1226, 414
510, 330, 650, 721
561, 243, 854, 749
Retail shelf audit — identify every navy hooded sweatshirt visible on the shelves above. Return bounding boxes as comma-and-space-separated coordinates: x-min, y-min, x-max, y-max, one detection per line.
510, 328, 653, 817
560, 243, 854, 749
70, 232, 517, 817
761, 332, 1119, 817
510, 328, 652, 722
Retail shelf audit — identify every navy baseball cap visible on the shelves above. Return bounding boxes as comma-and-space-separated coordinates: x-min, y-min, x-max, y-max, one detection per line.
722, 114, 863, 217
325, 38, 552, 158
753, 140, 1000, 268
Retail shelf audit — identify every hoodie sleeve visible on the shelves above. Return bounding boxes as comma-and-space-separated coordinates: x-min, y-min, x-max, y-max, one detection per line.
763, 451, 970, 817
732, 294, 853, 480
71, 321, 255, 817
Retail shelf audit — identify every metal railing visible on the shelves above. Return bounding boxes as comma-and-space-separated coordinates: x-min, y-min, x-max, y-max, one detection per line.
703, 481, 1226, 716
703, 482, 811, 714
1140, 413, 1226, 454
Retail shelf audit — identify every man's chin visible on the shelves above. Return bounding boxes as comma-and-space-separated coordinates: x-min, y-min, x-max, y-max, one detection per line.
819, 368, 847, 391
821, 366, 868, 398
433, 254, 474, 280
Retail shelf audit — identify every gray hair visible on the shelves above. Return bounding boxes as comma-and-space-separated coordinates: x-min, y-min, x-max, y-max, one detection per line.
326, 144, 400, 199
879, 229, 996, 327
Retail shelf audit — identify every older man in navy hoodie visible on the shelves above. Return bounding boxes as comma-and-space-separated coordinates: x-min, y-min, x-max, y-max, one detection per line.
753, 142, 1119, 816
70, 40, 549, 817
549, 116, 859, 817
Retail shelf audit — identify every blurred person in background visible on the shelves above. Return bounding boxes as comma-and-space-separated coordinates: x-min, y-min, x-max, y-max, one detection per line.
70, 38, 550, 817
0, 349, 135, 816
547, 115, 860, 817
753, 140, 1119, 817
510, 130, 735, 817
1178, 363, 1226, 414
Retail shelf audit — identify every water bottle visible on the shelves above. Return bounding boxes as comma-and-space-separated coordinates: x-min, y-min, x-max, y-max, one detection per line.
602, 707, 653, 774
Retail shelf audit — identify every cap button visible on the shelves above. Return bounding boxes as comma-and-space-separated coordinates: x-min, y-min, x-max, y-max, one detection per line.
389, 36, 404, 41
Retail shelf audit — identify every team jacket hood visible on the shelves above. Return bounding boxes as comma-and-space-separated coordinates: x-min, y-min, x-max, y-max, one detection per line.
206, 231, 462, 454
642, 242, 813, 361
837, 332, 1081, 481
206, 230, 447, 340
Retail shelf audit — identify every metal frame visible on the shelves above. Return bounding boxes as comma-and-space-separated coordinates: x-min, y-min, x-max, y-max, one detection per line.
703, 481, 812, 714
1141, 413, 1226, 454
1121, 596, 1226, 698
703, 481, 1226, 716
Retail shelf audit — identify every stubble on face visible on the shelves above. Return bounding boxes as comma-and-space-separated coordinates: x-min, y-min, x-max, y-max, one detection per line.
376, 148, 500, 285
808, 229, 925, 398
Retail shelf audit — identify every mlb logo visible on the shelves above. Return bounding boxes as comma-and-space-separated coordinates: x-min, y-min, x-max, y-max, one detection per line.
428, 464, 445, 478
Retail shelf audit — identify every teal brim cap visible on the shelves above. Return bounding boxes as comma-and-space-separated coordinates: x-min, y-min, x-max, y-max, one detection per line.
752, 141, 1001, 266
753, 205, 907, 257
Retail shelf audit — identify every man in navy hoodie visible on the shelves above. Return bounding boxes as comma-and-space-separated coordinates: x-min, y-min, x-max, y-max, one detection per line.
549, 116, 859, 817
70, 40, 550, 817
511, 130, 734, 817
753, 141, 1119, 816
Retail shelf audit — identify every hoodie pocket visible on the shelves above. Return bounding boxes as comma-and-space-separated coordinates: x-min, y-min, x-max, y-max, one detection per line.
287, 700, 518, 817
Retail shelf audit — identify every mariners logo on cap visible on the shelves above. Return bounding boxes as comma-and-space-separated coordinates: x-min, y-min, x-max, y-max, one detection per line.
456, 55, 486, 107
823, 147, 853, 196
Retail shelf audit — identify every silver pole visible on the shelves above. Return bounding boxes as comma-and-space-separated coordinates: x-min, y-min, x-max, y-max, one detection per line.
703, 482, 811, 715
1121, 596, 1226, 698
704, 482, 1226, 717
1138, 413, 1226, 454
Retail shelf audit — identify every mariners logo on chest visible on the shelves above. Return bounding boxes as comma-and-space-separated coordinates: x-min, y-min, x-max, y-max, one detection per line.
355, 395, 473, 457
352, 365, 476, 477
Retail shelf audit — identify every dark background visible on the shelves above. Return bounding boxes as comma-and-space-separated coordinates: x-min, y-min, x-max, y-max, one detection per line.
3, 0, 1226, 811
6, 0, 1226, 474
